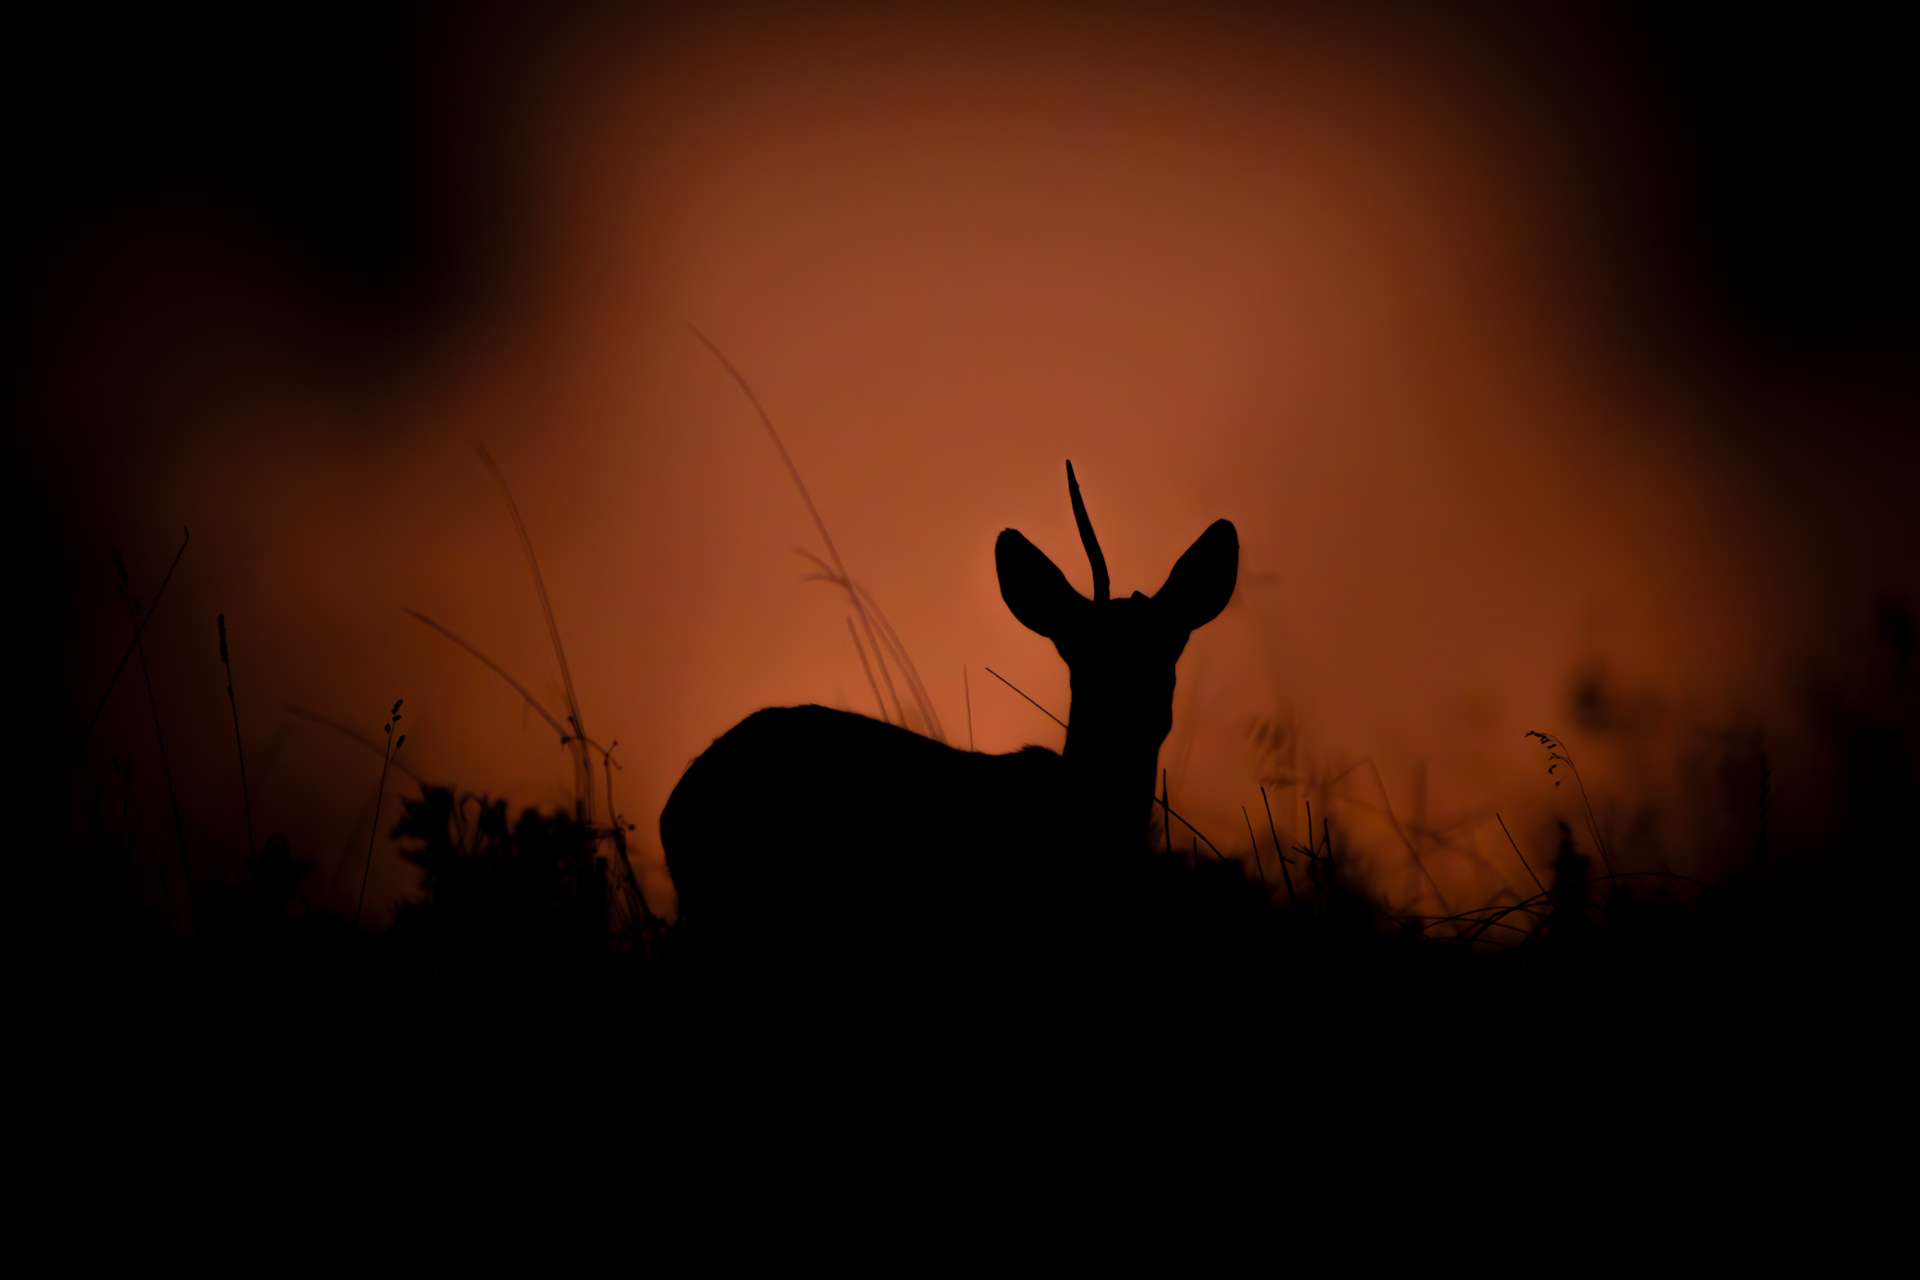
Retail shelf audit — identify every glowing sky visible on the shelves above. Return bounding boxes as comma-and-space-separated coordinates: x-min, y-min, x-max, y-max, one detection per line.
33, 3, 1917, 926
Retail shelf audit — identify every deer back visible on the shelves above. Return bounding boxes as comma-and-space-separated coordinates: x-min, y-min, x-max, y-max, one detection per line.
660, 463, 1237, 975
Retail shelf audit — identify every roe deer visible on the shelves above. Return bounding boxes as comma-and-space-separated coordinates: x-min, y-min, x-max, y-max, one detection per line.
660, 462, 1237, 969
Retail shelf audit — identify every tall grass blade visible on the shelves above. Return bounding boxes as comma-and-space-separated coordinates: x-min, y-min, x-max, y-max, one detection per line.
120, 550, 194, 929
1243, 805, 1269, 890
355, 701, 402, 929
281, 705, 429, 786
964, 666, 974, 753
847, 618, 889, 724
401, 608, 580, 745
1261, 785, 1296, 908
1497, 812, 1549, 898
983, 666, 1065, 730
69, 527, 188, 776
694, 327, 947, 743
473, 442, 593, 824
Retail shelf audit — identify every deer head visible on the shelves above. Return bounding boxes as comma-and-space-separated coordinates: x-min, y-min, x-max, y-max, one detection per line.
994, 463, 1238, 844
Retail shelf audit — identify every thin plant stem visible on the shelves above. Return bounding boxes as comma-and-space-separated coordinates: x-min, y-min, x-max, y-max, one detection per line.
1304, 800, 1322, 914
1525, 731, 1615, 878
847, 618, 889, 724
857, 608, 904, 725
281, 705, 430, 785
1262, 786, 1296, 908
851, 582, 945, 741
690, 328, 849, 583
1322, 817, 1334, 902
123, 567, 194, 930
1157, 792, 1227, 861
964, 666, 975, 753
602, 740, 651, 929
694, 328, 945, 744
852, 583, 930, 733
800, 553, 937, 736
860, 605, 908, 727
406, 591, 636, 930
983, 667, 1066, 730
355, 701, 403, 930
1497, 812, 1549, 899
1353, 756, 1452, 915
1243, 806, 1269, 891
400, 609, 614, 756
69, 527, 188, 776
475, 444, 593, 824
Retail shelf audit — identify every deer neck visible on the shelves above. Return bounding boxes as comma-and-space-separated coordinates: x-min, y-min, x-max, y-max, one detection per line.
1059, 702, 1165, 847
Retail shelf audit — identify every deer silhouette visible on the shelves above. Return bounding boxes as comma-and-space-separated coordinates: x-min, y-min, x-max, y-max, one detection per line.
661, 462, 1237, 973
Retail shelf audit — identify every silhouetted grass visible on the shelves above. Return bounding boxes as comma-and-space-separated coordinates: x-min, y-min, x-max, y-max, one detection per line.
354, 699, 404, 930
52, 512, 1911, 1116
62, 591, 1913, 1044
115, 541, 196, 928
75, 760, 1869, 1029
692, 327, 947, 742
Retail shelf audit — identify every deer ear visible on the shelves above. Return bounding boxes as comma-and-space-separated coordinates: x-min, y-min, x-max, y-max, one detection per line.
1153, 519, 1238, 633
997, 529, 1089, 640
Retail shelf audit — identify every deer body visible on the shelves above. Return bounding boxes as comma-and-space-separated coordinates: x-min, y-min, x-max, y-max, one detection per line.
661, 464, 1237, 970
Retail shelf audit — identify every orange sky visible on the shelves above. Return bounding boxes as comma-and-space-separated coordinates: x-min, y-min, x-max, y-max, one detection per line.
33, 3, 1918, 929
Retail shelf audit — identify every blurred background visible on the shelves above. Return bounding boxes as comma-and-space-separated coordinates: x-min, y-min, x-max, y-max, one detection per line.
6, 0, 1914, 927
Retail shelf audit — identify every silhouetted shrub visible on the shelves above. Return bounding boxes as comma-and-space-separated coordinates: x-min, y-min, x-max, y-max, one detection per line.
388, 787, 613, 976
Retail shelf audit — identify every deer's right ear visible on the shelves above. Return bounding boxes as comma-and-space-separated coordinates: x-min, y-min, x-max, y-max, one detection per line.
1153, 519, 1239, 633
997, 529, 1088, 640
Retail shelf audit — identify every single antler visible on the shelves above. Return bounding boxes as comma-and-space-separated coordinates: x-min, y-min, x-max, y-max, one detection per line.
1066, 460, 1110, 604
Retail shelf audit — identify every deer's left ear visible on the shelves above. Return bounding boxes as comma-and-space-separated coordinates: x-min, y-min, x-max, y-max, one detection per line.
1153, 519, 1238, 633
997, 529, 1089, 640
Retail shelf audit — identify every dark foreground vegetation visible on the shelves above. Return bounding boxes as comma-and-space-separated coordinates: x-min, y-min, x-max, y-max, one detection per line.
19, 704, 1910, 1184
34, 774, 1909, 1106
24, 501, 1912, 1134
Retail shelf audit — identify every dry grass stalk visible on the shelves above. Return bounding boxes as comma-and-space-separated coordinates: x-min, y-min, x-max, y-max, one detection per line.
116, 541, 195, 929
690, 326, 947, 743
355, 699, 404, 929
69, 527, 189, 775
